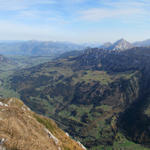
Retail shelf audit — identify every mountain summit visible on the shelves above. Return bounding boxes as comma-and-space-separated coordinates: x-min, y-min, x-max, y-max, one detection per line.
108, 39, 133, 51
100, 39, 133, 51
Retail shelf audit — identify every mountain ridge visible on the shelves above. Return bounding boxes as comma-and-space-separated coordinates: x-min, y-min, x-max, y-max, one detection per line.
133, 39, 150, 47
0, 98, 86, 150
0, 41, 84, 56
100, 39, 133, 51
0, 38, 150, 56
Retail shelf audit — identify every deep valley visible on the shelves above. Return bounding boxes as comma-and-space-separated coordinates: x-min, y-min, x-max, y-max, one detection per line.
2, 47, 150, 149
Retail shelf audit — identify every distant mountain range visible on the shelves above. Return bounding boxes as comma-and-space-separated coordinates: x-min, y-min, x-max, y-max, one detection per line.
0, 41, 85, 56
100, 38, 150, 51
133, 39, 150, 47
0, 39, 150, 56
105, 39, 133, 51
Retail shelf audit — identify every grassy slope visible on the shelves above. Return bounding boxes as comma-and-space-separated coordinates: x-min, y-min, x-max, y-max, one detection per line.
0, 98, 84, 150
92, 132, 150, 150
0, 63, 20, 98
0, 55, 53, 98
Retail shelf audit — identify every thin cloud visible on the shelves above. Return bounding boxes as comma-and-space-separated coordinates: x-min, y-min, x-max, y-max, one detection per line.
0, 0, 149, 42
79, 0, 150, 21
80, 8, 145, 21
0, 0, 56, 11
0, 20, 63, 41
102, 0, 150, 7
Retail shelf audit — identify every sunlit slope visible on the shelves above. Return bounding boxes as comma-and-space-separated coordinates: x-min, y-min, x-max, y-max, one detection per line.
0, 98, 85, 150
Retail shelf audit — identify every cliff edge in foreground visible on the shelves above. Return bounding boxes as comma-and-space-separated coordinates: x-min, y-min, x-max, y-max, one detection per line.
0, 98, 86, 150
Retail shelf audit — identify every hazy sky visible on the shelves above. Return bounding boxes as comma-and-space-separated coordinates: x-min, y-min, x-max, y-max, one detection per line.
0, 0, 150, 43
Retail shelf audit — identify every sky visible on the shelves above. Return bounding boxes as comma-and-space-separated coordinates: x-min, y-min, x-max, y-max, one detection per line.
0, 0, 150, 43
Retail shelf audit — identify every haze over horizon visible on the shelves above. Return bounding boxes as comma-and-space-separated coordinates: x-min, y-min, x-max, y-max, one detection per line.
0, 0, 150, 43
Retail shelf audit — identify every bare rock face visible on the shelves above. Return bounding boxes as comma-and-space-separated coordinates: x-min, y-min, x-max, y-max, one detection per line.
100, 39, 134, 51
0, 98, 85, 150
109, 39, 133, 51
